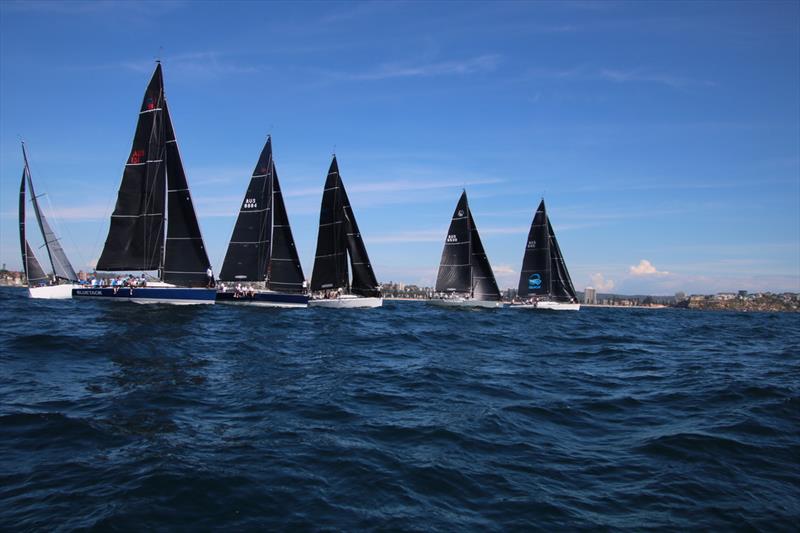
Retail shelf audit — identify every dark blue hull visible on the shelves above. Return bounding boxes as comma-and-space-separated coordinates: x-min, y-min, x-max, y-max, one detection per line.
216, 291, 308, 307
73, 287, 216, 304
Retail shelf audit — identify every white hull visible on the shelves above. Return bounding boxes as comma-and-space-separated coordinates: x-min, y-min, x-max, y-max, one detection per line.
428, 297, 504, 309
309, 296, 383, 308
510, 301, 580, 311
28, 284, 79, 299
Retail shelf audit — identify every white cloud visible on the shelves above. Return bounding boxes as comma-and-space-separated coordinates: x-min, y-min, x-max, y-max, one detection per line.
590, 272, 615, 291
492, 264, 516, 275
528, 65, 714, 90
342, 54, 501, 81
629, 259, 669, 276
598, 68, 715, 89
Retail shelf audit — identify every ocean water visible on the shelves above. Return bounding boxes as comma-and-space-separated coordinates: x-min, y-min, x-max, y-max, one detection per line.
0, 287, 798, 530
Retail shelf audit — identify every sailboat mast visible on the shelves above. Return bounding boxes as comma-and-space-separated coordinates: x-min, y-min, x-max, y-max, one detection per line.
466, 192, 474, 298
19, 167, 28, 285
544, 201, 552, 297
267, 154, 276, 287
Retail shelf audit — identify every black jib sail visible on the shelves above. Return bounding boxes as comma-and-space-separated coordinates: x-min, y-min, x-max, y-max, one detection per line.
341, 184, 380, 297
548, 219, 577, 301
19, 170, 48, 286
310, 157, 349, 292
97, 64, 167, 272
435, 190, 472, 294
219, 137, 273, 282
517, 199, 576, 301
268, 165, 306, 292
21, 144, 78, 282
517, 199, 550, 298
162, 101, 211, 287
468, 209, 501, 301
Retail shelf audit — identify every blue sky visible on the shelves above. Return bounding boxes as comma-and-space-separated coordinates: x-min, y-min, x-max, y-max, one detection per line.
1, 0, 798, 295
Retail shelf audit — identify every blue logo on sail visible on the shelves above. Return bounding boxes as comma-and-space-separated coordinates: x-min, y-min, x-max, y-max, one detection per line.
528, 273, 542, 290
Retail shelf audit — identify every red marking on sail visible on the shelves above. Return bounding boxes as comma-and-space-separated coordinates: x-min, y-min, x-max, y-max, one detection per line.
130, 149, 145, 164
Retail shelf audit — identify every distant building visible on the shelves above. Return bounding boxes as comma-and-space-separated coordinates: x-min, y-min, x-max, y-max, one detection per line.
715, 293, 736, 301
675, 291, 686, 301
738, 290, 748, 299
583, 287, 596, 305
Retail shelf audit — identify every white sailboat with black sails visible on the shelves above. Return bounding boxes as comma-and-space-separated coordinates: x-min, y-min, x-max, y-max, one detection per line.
216, 136, 308, 307
510, 198, 579, 311
18, 143, 80, 299
73, 63, 216, 304
429, 190, 503, 309
309, 156, 382, 308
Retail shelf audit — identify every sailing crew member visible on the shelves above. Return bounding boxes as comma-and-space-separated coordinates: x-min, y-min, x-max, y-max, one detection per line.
206, 267, 214, 288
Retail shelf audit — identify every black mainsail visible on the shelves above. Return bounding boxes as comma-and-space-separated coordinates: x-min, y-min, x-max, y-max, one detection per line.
435, 191, 472, 293
19, 144, 78, 283
517, 199, 576, 301
96, 63, 210, 286
434, 190, 500, 300
220, 136, 305, 291
310, 156, 379, 296
219, 137, 273, 282
97, 64, 166, 272
310, 157, 349, 291
19, 170, 48, 286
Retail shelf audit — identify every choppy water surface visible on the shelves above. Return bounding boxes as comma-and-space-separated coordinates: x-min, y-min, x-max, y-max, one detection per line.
1, 287, 798, 530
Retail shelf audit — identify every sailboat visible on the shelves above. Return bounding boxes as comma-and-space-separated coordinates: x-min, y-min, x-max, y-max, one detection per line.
309, 156, 382, 308
73, 63, 216, 304
216, 135, 308, 307
18, 143, 80, 299
510, 198, 579, 311
429, 190, 503, 308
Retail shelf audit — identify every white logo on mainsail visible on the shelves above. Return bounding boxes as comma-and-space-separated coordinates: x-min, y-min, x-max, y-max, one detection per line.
244, 198, 257, 209
457, 209, 464, 217
447, 234, 458, 243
